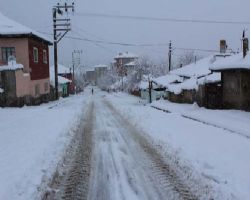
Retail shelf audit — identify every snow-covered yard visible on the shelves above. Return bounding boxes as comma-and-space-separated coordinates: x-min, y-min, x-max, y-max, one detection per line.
105, 92, 250, 200
0, 93, 89, 200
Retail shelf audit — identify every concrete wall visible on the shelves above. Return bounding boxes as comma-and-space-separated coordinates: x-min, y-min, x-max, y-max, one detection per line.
30, 78, 50, 97
15, 70, 30, 97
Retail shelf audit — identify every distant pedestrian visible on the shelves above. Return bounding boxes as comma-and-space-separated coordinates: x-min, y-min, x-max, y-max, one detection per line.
92, 88, 94, 95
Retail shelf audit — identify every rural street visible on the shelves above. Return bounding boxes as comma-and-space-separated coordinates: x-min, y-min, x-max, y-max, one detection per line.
44, 90, 199, 200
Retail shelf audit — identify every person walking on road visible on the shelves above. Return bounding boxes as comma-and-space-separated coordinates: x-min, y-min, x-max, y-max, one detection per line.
92, 88, 94, 95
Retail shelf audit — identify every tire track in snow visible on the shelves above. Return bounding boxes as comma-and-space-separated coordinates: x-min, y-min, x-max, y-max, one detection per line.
42, 102, 94, 200
96, 99, 200, 200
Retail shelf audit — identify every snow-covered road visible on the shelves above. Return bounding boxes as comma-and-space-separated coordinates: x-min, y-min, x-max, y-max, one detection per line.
104, 92, 250, 200
2, 88, 250, 199
0, 93, 91, 200
49, 91, 208, 200
88, 98, 197, 200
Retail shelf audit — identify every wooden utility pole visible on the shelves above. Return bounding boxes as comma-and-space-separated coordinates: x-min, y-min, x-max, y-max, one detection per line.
53, 2, 74, 99
149, 80, 152, 103
168, 41, 172, 72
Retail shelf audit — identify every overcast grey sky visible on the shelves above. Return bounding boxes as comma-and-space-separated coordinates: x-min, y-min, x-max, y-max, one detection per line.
1, 0, 250, 67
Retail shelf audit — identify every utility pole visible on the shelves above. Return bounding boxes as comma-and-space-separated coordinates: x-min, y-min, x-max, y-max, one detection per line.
148, 80, 152, 103
168, 40, 172, 72
53, 2, 75, 100
72, 50, 82, 94
121, 59, 124, 91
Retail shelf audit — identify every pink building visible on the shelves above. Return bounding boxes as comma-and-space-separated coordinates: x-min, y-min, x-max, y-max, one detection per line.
0, 12, 52, 106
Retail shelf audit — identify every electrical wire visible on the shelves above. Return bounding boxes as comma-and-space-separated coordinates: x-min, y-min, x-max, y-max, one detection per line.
38, 31, 220, 53
76, 12, 250, 25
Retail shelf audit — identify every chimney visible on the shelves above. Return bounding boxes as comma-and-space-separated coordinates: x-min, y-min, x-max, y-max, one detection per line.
243, 38, 249, 58
220, 40, 227, 54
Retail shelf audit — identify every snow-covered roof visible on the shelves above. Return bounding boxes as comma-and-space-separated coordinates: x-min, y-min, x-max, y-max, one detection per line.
198, 73, 221, 85
210, 52, 250, 71
170, 55, 225, 78
94, 64, 108, 69
0, 60, 23, 71
50, 74, 71, 86
154, 74, 183, 88
0, 12, 51, 44
115, 52, 138, 59
124, 61, 136, 67
51, 64, 71, 74
168, 72, 221, 95
168, 77, 199, 95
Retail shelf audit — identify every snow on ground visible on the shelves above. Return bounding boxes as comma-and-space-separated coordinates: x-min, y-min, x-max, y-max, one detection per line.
0, 92, 90, 200
105, 92, 250, 200
151, 100, 250, 138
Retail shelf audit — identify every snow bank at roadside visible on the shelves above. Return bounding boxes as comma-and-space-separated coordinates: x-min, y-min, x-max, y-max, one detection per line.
0, 93, 89, 200
105, 92, 250, 200
152, 100, 250, 138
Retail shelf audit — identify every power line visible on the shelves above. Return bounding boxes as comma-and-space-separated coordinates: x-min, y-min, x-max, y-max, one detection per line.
75, 12, 250, 25
38, 31, 220, 53
71, 30, 116, 54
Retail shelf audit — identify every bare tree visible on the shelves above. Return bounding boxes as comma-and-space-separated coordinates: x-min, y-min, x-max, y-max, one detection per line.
96, 55, 167, 92
176, 51, 202, 69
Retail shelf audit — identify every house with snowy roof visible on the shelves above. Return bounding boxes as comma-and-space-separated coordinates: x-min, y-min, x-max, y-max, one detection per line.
210, 45, 250, 111
114, 52, 138, 76
166, 55, 223, 105
50, 67, 71, 98
156, 40, 232, 108
51, 64, 75, 94
0, 12, 52, 106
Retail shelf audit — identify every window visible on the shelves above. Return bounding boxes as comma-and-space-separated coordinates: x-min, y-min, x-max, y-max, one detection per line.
35, 84, 40, 96
43, 50, 47, 64
1, 47, 15, 62
33, 47, 38, 63
44, 82, 49, 92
